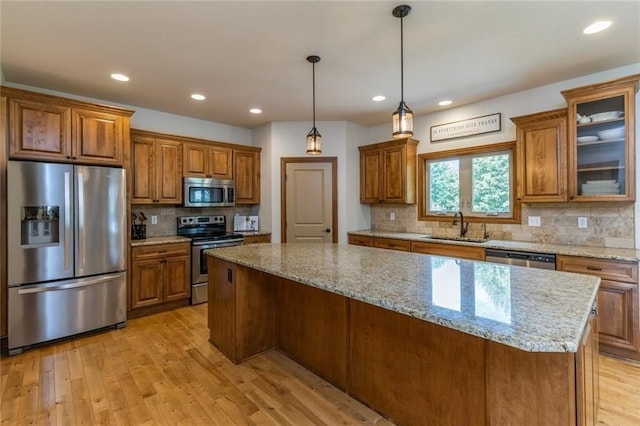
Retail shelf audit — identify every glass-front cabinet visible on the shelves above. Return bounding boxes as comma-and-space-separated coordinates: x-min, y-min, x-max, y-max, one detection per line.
562, 74, 639, 202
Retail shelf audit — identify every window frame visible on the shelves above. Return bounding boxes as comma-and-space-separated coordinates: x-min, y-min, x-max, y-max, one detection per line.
417, 141, 521, 224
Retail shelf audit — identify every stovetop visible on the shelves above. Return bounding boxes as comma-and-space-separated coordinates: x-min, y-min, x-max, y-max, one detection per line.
177, 215, 243, 242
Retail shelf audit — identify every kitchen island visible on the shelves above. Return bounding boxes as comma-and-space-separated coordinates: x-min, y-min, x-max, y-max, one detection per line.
206, 243, 601, 425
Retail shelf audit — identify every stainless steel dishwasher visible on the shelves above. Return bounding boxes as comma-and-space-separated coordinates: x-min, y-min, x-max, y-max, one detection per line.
485, 248, 556, 270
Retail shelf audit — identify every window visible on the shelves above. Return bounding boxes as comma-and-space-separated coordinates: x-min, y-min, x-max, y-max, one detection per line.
418, 141, 519, 223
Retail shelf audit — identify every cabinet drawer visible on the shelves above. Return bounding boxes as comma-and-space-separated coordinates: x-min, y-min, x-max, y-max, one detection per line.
557, 255, 638, 284
373, 237, 411, 252
348, 234, 374, 247
411, 241, 485, 261
132, 242, 190, 260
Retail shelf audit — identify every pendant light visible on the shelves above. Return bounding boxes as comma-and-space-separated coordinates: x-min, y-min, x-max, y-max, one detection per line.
392, 5, 413, 138
306, 55, 322, 155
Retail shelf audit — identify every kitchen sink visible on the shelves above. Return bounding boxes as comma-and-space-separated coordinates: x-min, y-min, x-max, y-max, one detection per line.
421, 235, 490, 243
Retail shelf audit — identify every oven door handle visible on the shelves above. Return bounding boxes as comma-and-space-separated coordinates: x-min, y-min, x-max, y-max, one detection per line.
192, 240, 244, 248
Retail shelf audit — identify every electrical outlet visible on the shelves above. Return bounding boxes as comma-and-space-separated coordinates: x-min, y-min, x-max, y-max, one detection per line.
528, 216, 541, 227
390, 212, 395, 221
578, 217, 588, 228
151, 215, 158, 225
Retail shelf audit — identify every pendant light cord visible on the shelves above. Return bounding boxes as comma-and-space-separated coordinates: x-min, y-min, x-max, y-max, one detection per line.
312, 60, 316, 129
400, 14, 404, 104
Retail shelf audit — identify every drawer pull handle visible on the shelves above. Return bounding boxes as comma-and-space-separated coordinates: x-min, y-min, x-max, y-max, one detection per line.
586, 266, 602, 271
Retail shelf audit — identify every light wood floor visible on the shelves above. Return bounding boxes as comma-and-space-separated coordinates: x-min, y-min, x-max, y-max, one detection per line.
1, 304, 639, 425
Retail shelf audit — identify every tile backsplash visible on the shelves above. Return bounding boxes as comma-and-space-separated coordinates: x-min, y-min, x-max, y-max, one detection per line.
371, 203, 635, 249
132, 204, 255, 238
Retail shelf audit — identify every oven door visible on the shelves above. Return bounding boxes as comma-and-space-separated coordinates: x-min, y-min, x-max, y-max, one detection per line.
191, 240, 243, 304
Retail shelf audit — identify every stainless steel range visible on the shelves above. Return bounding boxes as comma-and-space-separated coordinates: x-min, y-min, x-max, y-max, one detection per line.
177, 215, 243, 304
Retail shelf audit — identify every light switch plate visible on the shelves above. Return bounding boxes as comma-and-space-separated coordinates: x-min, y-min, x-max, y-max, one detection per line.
578, 217, 588, 228
528, 216, 541, 227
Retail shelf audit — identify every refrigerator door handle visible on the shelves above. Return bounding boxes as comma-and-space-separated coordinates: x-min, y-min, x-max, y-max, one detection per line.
17, 274, 122, 295
64, 171, 72, 271
76, 172, 85, 271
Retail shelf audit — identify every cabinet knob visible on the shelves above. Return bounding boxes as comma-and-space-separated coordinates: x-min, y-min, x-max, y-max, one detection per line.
569, 196, 575, 200
591, 307, 598, 317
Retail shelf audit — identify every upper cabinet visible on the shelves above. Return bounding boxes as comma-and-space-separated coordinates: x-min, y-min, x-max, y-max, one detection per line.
359, 137, 419, 204
183, 142, 233, 179
131, 130, 183, 204
3, 87, 133, 166
234, 147, 261, 204
511, 109, 567, 202
562, 74, 639, 202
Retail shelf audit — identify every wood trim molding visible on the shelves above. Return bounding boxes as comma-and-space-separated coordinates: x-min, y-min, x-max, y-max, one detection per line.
280, 157, 338, 244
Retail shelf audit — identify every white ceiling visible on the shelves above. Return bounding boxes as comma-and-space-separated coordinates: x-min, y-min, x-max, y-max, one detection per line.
1, 1, 639, 129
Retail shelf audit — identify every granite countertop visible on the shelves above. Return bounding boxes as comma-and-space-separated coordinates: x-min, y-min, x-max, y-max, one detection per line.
206, 243, 600, 353
130, 236, 191, 247
349, 230, 640, 262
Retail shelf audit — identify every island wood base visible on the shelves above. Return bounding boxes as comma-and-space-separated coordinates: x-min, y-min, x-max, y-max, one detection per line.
207, 257, 598, 425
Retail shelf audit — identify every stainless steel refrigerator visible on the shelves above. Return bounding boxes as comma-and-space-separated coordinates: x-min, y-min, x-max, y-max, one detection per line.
7, 161, 127, 355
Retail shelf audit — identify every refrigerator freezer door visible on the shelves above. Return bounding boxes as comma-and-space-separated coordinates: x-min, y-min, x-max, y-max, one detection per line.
75, 166, 127, 277
7, 161, 74, 286
8, 272, 127, 353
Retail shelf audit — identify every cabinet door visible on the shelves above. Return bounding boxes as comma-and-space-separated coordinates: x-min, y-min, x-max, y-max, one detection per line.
563, 76, 637, 202
155, 139, 183, 204
360, 149, 381, 203
598, 279, 638, 356
576, 304, 598, 426
8, 98, 72, 161
210, 146, 233, 179
183, 143, 210, 177
131, 136, 156, 203
382, 144, 407, 203
512, 109, 567, 202
234, 149, 260, 204
72, 108, 123, 166
163, 255, 190, 302
131, 259, 164, 309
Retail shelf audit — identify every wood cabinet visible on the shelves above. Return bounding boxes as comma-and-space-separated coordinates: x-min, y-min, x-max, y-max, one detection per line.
511, 108, 568, 202
411, 241, 486, 261
347, 234, 373, 247
576, 301, 599, 426
208, 257, 276, 363
234, 147, 261, 204
243, 233, 271, 245
183, 142, 233, 179
3, 87, 132, 166
131, 130, 183, 204
557, 255, 639, 361
131, 242, 190, 310
359, 137, 419, 204
372, 237, 411, 252
562, 74, 639, 202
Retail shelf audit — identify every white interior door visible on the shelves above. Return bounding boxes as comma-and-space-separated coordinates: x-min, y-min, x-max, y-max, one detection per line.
285, 162, 333, 243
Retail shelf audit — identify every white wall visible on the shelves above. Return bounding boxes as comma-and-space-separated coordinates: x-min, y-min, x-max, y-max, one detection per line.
252, 123, 273, 236
265, 121, 353, 243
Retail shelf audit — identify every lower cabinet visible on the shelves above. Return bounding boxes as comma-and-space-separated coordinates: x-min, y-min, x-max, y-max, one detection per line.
557, 255, 640, 361
243, 233, 271, 245
411, 241, 486, 261
131, 242, 191, 310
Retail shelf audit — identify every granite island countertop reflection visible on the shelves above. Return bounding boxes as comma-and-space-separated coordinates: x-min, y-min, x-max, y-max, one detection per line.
205, 243, 600, 353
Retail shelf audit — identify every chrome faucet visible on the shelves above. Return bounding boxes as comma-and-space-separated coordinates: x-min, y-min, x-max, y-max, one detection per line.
452, 211, 469, 238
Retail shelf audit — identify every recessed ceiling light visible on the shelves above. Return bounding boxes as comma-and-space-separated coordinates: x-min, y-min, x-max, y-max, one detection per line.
372, 95, 386, 102
583, 20, 612, 34
438, 100, 452, 106
191, 94, 206, 101
110, 73, 129, 82
249, 108, 262, 114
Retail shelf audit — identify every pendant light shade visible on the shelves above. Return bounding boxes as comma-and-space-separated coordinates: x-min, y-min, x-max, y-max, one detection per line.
306, 55, 322, 155
392, 5, 413, 139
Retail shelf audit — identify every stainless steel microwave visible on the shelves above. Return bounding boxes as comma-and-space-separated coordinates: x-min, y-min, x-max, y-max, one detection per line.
183, 177, 235, 207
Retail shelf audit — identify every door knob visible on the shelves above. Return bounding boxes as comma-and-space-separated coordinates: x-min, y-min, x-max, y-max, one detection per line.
323, 228, 331, 233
